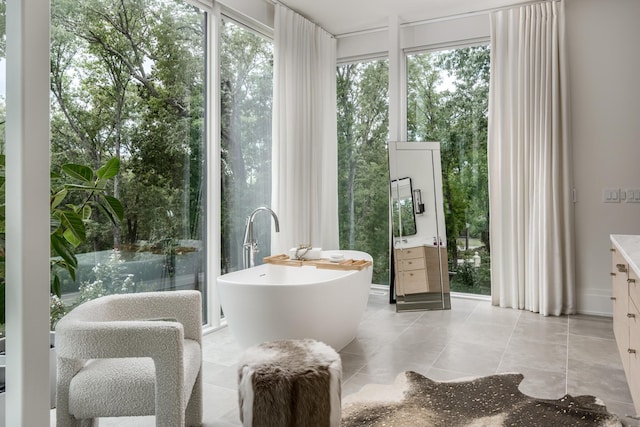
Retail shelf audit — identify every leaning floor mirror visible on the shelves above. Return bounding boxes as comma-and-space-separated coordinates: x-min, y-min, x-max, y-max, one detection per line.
388, 141, 451, 311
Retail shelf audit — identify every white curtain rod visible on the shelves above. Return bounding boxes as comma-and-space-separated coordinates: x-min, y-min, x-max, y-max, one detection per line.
335, 0, 561, 39
265, 0, 336, 38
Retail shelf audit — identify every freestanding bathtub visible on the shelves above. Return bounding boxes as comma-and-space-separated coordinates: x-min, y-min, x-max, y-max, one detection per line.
217, 250, 373, 351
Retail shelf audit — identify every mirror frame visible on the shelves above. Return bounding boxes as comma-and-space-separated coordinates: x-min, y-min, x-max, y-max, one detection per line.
390, 177, 417, 238
388, 141, 451, 312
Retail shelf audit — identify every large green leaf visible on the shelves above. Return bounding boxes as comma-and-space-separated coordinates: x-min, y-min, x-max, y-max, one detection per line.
103, 195, 124, 221
50, 188, 67, 210
95, 197, 124, 226
62, 163, 93, 183
97, 157, 120, 180
50, 214, 61, 234
50, 234, 78, 273
55, 210, 86, 246
81, 205, 92, 221
51, 275, 61, 298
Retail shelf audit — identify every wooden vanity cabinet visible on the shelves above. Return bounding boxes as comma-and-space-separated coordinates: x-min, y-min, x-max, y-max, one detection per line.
611, 247, 630, 367
394, 245, 449, 296
628, 266, 640, 412
610, 238, 640, 414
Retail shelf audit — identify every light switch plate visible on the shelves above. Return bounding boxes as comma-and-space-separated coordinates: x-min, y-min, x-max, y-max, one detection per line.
603, 188, 621, 203
625, 189, 640, 203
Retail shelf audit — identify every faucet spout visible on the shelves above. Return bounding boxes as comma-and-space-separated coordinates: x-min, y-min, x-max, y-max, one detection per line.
242, 207, 280, 269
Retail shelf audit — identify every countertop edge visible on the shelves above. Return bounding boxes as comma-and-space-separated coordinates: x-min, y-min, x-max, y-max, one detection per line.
610, 234, 640, 277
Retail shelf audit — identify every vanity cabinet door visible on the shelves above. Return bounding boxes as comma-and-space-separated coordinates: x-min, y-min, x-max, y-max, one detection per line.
612, 247, 629, 365
395, 247, 429, 295
400, 270, 429, 294
424, 246, 449, 293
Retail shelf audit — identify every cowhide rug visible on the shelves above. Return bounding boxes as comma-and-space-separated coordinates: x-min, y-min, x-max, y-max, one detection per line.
342, 371, 622, 426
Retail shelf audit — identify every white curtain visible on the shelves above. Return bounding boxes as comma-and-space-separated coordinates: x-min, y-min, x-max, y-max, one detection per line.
488, 0, 575, 315
271, 4, 339, 254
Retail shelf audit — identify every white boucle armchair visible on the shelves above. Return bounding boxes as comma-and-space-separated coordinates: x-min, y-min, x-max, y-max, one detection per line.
55, 290, 203, 427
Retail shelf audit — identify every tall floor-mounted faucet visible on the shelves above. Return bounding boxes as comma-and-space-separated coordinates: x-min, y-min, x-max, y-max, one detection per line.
243, 207, 280, 269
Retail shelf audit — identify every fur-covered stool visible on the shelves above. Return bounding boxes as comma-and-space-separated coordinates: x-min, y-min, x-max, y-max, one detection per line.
237, 339, 342, 427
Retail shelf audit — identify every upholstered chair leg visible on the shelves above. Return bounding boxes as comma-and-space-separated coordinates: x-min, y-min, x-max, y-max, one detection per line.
185, 371, 203, 426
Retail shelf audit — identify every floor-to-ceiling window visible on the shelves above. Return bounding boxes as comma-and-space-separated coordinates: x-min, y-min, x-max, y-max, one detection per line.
406, 45, 491, 296
49, 0, 207, 322
220, 18, 273, 275
337, 59, 390, 286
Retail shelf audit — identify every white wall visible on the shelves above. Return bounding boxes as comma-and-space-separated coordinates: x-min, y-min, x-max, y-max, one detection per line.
337, 0, 640, 315
566, 0, 640, 315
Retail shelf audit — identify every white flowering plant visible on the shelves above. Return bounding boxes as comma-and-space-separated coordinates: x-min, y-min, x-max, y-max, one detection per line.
49, 249, 145, 329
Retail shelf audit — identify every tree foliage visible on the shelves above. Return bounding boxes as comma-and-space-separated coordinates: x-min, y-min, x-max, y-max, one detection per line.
219, 19, 273, 273
337, 60, 390, 285
407, 46, 490, 270
337, 46, 490, 289
49, 0, 207, 292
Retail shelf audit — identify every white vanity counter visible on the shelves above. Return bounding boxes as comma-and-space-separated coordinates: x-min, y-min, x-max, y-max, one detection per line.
610, 234, 640, 276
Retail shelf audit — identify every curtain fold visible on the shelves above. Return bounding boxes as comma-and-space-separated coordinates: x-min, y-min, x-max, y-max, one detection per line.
271, 4, 339, 254
488, 0, 575, 315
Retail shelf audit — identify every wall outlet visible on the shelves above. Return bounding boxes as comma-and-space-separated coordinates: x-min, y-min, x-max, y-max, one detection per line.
603, 188, 621, 203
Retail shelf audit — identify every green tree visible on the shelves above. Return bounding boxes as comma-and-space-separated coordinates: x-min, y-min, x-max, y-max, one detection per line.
337, 60, 390, 285
50, 0, 207, 292
407, 46, 490, 279
220, 19, 273, 273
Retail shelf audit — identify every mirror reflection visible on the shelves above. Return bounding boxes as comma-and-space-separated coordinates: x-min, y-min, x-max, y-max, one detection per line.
388, 141, 451, 312
390, 177, 417, 237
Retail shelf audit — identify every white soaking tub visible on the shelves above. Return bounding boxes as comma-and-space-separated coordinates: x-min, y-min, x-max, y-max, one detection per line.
217, 250, 373, 351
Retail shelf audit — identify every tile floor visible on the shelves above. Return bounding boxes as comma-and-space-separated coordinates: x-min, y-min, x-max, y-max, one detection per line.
52, 290, 640, 426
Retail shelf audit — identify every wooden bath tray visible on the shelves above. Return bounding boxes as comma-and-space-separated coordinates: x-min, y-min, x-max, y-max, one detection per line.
263, 254, 372, 271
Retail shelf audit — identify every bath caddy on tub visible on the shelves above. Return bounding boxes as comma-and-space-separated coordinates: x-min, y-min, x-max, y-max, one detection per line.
263, 254, 372, 271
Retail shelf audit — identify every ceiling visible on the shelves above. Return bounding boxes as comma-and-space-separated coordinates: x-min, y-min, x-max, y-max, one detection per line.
278, 0, 532, 36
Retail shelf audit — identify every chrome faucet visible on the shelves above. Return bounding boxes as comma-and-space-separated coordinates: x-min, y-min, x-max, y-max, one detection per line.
242, 207, 280, 269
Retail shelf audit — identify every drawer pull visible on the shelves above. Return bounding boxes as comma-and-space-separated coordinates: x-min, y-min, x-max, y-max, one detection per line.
617, 264, 628, 273
610, 297, 617, 301
611, 248, 617, 252
629, 349, 637, 354
627, 313, 636, 318
611, 272, 617, 276
628, 278, 636, 284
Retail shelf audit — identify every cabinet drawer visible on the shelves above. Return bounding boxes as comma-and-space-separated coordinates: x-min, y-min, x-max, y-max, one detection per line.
399, 269, 429, 295
398, 257, 426, 272
395, 247, 424, 261
611, 246, 629, 354
612, 273, 629, 356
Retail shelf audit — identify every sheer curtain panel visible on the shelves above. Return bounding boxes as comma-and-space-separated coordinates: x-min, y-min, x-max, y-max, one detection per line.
271, 4, 339, 253
488, 0, 575, 316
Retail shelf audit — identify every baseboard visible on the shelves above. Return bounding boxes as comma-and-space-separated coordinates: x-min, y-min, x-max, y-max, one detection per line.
450, 292, 491, 302
577, 287, 613, 317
